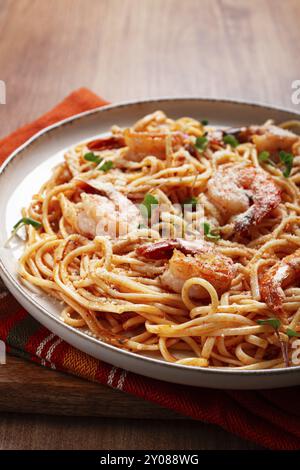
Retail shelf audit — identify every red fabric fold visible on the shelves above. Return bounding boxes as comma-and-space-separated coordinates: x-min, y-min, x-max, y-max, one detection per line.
0, 88, 108, 164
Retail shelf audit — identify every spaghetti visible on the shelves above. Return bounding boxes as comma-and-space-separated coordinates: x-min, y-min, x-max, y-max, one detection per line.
16, 111, 300, 369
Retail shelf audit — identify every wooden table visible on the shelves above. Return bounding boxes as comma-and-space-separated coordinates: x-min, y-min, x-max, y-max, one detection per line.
0, 0, 299, 450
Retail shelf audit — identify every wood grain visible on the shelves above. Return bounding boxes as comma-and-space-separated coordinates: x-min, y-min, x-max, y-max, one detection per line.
0, 0, 299, 139
0, 356, 181, 419
0, 413, 260, 450
0, 0, 299, 450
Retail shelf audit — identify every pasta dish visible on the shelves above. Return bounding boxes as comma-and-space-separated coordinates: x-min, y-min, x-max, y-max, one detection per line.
14, 111, 300, 369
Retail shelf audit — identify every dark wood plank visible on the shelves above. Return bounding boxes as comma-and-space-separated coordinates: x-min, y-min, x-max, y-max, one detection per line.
0, 356, 180, 419
0, 413, 260, 450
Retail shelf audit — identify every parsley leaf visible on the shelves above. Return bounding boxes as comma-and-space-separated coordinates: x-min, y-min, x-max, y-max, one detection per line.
279, 150, 294, 178
286, 328, 300, 338
223, 134, 239, 148
84, 152, 103, 164
203, 222, 220, 240
257, 318, 292, 367
257, 318, 281, 330
201, 119, 209, 126
258, 151, 276, 167
195, 136, 208, 152
258, 151, 271, 162
98, 160, 114, 172
84, 152, 113, 172
140, 194, 159, 219
5, 217, 42, 246
13, 217, 42, 231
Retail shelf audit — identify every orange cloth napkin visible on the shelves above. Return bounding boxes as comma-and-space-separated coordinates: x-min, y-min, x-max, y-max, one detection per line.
0, 88, 109, 164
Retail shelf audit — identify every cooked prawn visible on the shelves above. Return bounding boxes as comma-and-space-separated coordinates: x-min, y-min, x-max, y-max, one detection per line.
136, 239, 235, 299
161, 249, 234, 299
207, 164, 281, 232
136, 238, 211, 259
253, 125, 299, 155
226, 124, 299, 155
133, 110, 167, 131
124, 129, 184, 161
260, 248, 300, 322
87, 135, 126, 151
70, 181, 141, 239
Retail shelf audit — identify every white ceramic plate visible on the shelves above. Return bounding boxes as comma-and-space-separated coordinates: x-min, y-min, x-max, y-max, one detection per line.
1, 98, 300, 389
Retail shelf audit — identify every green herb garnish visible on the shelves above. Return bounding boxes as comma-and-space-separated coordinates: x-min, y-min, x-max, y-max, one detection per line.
256, 318, 291, 367
286, 328, 300, 338
258, 151, 271, 162
6, 217, 42, 246
84, 152, 114, 172
182, 196, 198, 210
98, 160, 114, 172
195, 136, 208, 152
84, 152, 103, 164
257, 318, 281, 330
201, 119, 209, 126
223, 134, 239, 148
258, 151, 276, 167
140, 193, 159, 219
203, 222, 220, 240
13, 217, 42, 231
279, 150, 294, 178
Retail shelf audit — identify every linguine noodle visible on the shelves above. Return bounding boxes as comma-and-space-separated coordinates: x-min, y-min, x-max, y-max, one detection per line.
16, 111, 300, 369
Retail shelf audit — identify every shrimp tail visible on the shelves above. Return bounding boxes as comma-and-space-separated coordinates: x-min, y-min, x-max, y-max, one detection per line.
136, 240, 179, 259
260, 251, 300, 323
260, 278, 288, 323
234, 168, 281, 233
87, 136, 125, 151
135, 238, 211, 260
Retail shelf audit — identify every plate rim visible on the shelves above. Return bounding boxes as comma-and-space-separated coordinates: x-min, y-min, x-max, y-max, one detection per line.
1, 96, 300, 378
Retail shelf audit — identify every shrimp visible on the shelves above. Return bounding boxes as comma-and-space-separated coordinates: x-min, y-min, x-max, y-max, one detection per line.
225, 124, 299, 155
87, 135, 125, 151
252, 125, 299, 155
260, 249, 300, 322
133, 110, 167, 131
124, 129, 184, 161
136, 239, 235, 299
75, 181, 142, 239
207, 164, 281, 233
136, 238, 211, 259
